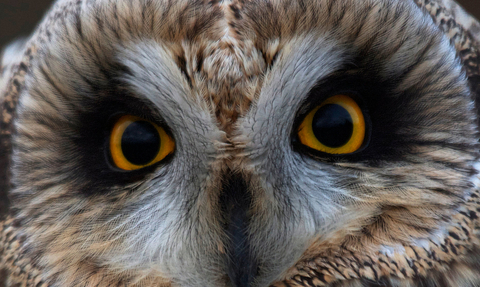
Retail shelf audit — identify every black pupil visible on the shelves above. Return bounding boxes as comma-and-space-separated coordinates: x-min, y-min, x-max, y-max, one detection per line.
121, 121, 161, 165
312, 104, 353, 148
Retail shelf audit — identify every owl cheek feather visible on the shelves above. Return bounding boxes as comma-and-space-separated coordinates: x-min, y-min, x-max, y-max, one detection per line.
219, 172, 258, 287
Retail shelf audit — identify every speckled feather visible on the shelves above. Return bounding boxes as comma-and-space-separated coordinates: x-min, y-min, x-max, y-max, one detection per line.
1, 0, 480, 286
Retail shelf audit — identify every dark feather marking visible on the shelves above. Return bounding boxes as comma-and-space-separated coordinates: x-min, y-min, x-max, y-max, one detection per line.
74, 6, 83, 40
177, 55, 193, 88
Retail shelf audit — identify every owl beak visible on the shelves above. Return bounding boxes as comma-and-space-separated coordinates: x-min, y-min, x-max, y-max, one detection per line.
220, 172, 258, 287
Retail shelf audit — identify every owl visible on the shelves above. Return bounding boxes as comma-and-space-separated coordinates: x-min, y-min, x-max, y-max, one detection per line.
1, 0, 480, 286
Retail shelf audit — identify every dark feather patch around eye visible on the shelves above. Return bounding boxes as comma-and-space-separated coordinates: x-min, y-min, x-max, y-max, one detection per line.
293, 60, 479, 168
291, 69, 428, 165
67, 92, 174, 196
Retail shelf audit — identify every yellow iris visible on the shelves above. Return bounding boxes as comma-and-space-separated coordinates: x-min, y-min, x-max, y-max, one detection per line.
110, 115, 175, 170
298, 95, 365, 154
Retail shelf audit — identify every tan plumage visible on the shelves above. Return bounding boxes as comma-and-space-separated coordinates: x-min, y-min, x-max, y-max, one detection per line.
1, 0, 480, 286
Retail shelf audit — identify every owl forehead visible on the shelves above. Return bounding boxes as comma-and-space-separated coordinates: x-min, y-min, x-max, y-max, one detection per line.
181, 26, 266, 132
31, 0, 435, 134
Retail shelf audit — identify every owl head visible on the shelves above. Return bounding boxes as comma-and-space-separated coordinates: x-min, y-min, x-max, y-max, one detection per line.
1, 0, 480, 286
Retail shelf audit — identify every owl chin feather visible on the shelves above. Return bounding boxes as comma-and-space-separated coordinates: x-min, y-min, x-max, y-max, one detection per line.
1, 0, 480, 287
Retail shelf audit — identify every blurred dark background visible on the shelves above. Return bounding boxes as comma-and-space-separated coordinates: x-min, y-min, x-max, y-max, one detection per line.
0, 0, 480, 49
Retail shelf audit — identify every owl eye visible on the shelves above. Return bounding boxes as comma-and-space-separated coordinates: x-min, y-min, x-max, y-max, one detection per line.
298, 95, 365, 154
110, 115, 175, 170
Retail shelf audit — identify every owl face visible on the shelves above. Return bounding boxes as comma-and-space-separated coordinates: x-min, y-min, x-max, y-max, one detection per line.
4, 0, 480, 286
